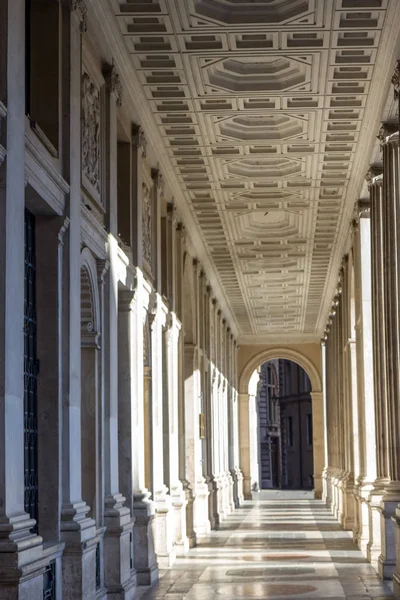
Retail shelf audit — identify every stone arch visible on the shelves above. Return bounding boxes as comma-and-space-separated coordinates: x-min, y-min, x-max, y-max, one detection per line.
80, 247, 101, 524
238, 346, 323, 499
80, 247, 100, 339
239, 347, 322, 394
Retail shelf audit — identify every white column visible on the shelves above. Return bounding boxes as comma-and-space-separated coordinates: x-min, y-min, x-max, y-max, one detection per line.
166, 313, 189, 554
368, 170, 388, 570
352, 201, 377, 555
249, 371, 260, 492
184, 343, 210, 536
379, 130, 400, 582
151, 296, 176, 568
131, 272, 158, 586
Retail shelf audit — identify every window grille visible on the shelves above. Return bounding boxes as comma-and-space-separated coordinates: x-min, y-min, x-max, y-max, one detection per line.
24, 209, 39, 530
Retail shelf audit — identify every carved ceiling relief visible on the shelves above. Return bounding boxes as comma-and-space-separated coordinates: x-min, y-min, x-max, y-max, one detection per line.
114, 0, 395, 339
82, 71, 101, 195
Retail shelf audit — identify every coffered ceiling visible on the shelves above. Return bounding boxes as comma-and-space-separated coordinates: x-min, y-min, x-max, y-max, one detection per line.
110, 0, 400, 342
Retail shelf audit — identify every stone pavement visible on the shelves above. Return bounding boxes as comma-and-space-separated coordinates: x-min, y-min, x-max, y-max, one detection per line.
137, 490, 394, 599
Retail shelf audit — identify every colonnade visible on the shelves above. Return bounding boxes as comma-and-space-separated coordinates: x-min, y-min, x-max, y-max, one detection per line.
322, 88, 400, 593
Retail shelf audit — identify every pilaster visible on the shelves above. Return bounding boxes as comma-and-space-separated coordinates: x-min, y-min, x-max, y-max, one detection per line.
60, 3, 97, 598
0, 1, 45, 597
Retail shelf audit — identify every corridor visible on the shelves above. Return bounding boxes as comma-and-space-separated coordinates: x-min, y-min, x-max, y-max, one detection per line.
138, 492, 394, 600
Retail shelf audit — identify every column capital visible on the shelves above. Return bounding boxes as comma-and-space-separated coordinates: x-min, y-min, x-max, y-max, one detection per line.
70, 0, 88, 32
354, 199, 370, 220
167, 202, 178, 226
151, 167, 164, 199
118, 288, 136, 311
391, 59, 400, 99
132, 124, 147, 157
58, 217, 70, 246
377, 122, 398, 147
97, 258, 110, 283
365, 165, 383, 188
103, 63, 123, 107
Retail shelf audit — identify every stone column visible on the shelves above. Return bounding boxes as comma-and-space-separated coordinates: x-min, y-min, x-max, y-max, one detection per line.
249, 371, 261, 492
379, 129, 400, 581
184, 342, 210, 535
0, 1, 44, 597
334, 266, 354, 530
176, 224, 196, 548
166, 312, 189, 554
204, 292, 217, 527
310, 390, 324, 500
352, 200, 377, 555
368, 170, 389, 569
132, 273, 158, 586
208, 300, 223, 526
150, 295, 176, 568
238, 387, 252, 500
117, 287, 137, 592
60, 4, 97, 598
233, 342, 244, 504
164, 204, 189, 553
102, 64, 134, 599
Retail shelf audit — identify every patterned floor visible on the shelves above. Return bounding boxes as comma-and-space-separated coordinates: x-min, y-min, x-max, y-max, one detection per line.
137, 490, 394, 600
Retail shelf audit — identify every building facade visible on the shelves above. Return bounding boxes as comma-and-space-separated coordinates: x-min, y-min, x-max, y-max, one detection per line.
256, 360, 313, 491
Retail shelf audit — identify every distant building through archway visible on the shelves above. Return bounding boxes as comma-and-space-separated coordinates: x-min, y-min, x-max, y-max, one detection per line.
256, 360, 313, 491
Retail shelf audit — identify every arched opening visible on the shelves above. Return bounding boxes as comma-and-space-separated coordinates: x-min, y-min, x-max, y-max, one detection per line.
239, 347, 323, 499
256, 360, 313, 491
80, 251, 101, 525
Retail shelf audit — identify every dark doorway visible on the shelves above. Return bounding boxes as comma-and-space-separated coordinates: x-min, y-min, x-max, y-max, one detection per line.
257, 359, 313, 491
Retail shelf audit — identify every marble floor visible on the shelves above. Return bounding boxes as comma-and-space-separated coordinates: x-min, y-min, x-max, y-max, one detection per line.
137, 490, 394, 600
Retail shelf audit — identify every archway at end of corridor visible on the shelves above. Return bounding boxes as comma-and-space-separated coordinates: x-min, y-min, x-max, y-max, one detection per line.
253, 360, 314, 492
238, 345, 323, 501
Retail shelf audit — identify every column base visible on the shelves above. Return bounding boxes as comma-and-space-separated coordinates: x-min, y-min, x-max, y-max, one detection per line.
194, 478, 211, 536
103, 494, 136, 599
352, 479, 362, 547
219, 472, 230, 520
132, 490, 158, 587
0, 513, 44, 600
154, 487, 176, 569
243, 474, 252, 500
235, 467, 244, 506
341, 472, 356, 531
391, 502, 400, 591
367, 480, 388, 569
182, 480, 196, 548
207, 476, 219, 530
321, 467, 329, 504
225, 470, 235, 514
61, 501, 97, 600
355, 479, 375, 554
170, 482, 189, 555
377, 485, 400, 580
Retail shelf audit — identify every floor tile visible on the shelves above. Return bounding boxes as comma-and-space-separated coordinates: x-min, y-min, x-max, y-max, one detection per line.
137, 491, 394, 599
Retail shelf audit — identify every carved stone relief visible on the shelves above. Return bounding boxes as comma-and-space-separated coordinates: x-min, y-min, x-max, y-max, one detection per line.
142, 182, 152, 266
82, 71, 101, 194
